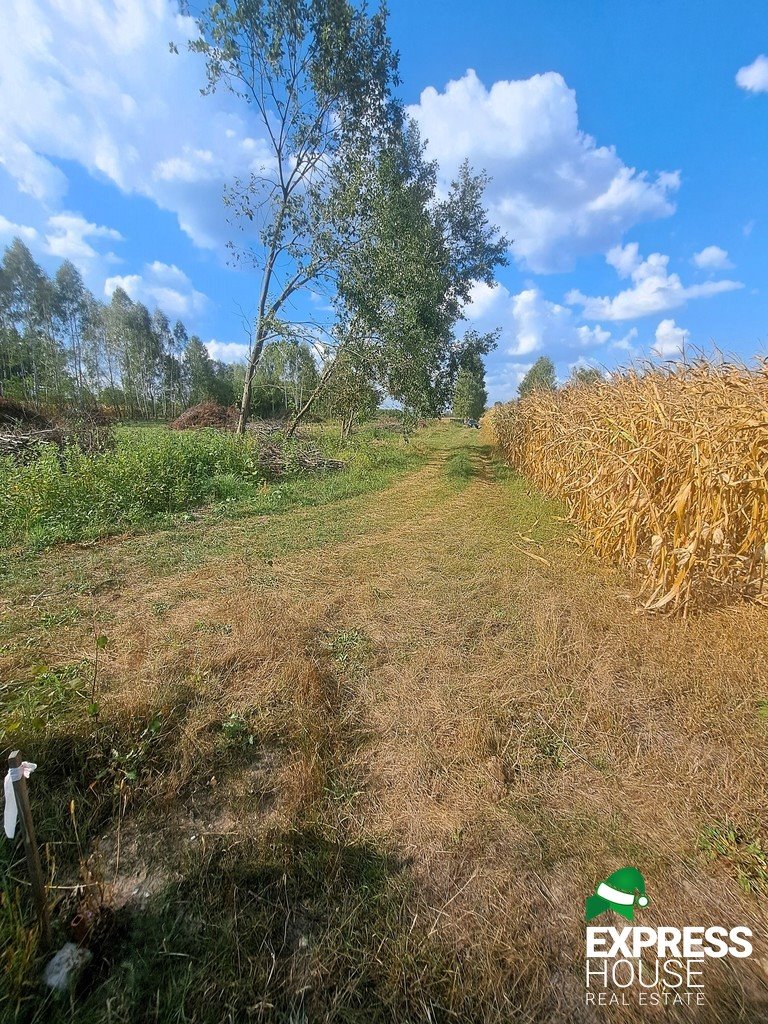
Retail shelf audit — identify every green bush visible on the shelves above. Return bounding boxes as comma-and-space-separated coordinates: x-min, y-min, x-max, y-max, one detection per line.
0, 426, 419, 549
0, 427, 268, 547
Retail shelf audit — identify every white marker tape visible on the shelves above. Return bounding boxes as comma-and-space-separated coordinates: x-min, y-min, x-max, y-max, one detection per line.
4, 762, 37, 839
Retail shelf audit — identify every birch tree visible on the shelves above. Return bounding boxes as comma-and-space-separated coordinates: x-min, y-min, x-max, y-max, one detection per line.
190, 0, 399, 433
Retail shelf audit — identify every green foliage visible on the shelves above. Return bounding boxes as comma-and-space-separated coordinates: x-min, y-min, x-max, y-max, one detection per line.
318, 344, 380, 436
569, 365, 604, 386
185, 334, 228, 406
325, 628, 373, 672
0, 427, 265, 547
0, 238, 241, 421
518, 356, 557, 398
335, 121, 507, 418
699, 822, 768, 894
452, 366, 487, 420
252, 340, 321, 418
191, 0, 400, 430
0, 662, 89, 739
0, 425, 420, 550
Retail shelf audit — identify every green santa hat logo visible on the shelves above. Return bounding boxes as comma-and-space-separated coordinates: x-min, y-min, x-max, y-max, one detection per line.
585, 867, 649, 922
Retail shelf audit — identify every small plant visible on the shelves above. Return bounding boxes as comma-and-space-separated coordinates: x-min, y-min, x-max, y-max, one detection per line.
699, 822, 768, 894
0, 662, 89, 737
100, 713, 164, 786
221, 712, 255, 748
324, 629, 373, 672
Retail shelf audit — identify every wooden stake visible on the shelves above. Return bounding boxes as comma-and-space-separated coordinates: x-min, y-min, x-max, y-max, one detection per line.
8, 751, 51, 950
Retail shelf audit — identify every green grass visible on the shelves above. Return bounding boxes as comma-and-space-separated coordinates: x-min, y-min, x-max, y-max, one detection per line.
443, 448, 476, 484
0, 425, 420, 551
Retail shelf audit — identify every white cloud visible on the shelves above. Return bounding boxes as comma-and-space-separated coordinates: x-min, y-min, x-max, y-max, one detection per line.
467, 281, 611, 358
652, 319, 689, 358
408, 69, 679, 273
44, 211, 122, 262
486, 362, 534, 404
692, 245, 732, 270
743, 219, 756, 237
466, 280, 507, 320
0, 0, 276, 249
611, 327, 639, 353
206, 340, 251, 363
0, 214, 37, 241
105, 261, 207, 318
568, 243, 743, 321
736, 55, 768, 94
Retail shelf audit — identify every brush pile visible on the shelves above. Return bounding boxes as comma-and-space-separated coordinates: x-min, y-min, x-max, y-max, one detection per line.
259, 441, 345, 475
484, 359, 768, 612
0, 397, 63, 461
0, 399, 115, 461
169, 401, 240, 431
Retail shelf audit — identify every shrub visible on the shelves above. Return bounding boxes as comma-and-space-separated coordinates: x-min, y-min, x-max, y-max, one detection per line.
0, 427, 264, 547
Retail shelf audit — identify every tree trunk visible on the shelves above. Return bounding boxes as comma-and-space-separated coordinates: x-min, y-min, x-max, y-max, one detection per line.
236, 334, 266, 435
285, 356, 338, 438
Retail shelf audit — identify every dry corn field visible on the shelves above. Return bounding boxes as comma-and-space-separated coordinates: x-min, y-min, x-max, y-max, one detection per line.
483, 360, 768, 613
3, 425, 768, 1023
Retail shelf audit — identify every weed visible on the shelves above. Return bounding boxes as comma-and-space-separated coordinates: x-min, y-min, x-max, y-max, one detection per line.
220, 713, 255, 748
699, 822, 768, 894
0, 662, 89, 737
0, 425, 420, 550
324, 628, 373, 673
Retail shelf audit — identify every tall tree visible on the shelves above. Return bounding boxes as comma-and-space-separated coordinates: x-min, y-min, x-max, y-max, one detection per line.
53, 260, 89, 393
326, 120, 507, 421
184, 335, 220, 405
190, 0, 400, 433
518, 356, 557, 399
0, 239, 195, 418
0, 239, 62, 401
452, 366, 487, 420
569, 365, 603, 386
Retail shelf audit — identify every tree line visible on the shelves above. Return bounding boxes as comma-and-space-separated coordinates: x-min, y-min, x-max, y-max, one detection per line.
0, 237, 327, 420
2, 0, 510, 432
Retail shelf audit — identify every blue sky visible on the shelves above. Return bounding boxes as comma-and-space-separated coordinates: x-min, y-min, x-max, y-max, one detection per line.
0, 0, 766, 401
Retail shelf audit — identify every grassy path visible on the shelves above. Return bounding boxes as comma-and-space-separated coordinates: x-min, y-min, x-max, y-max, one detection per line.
3, 425, 768, 1022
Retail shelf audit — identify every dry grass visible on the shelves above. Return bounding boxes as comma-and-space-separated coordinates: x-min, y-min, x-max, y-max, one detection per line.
3, 426, 768, 1021
483, 359, 768, 613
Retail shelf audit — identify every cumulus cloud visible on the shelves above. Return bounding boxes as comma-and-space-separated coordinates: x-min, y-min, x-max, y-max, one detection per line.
44, 212, 123, 263
0, 0, 275, 249
692, 245, 732, 270
485, 362, 534, 404
206, 340, 251, 362
611, 327, 639, 354
0, 214, 37, 241
105, 261, 207, 318
567, 243, 742, 321
467, 280, 611, 358
408, 69, 679, 273
736, 55, 768, 93
652, 318, 689, 358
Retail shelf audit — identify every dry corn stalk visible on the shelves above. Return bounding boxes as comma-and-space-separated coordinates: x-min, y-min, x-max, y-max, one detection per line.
482, 359, 768, 613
